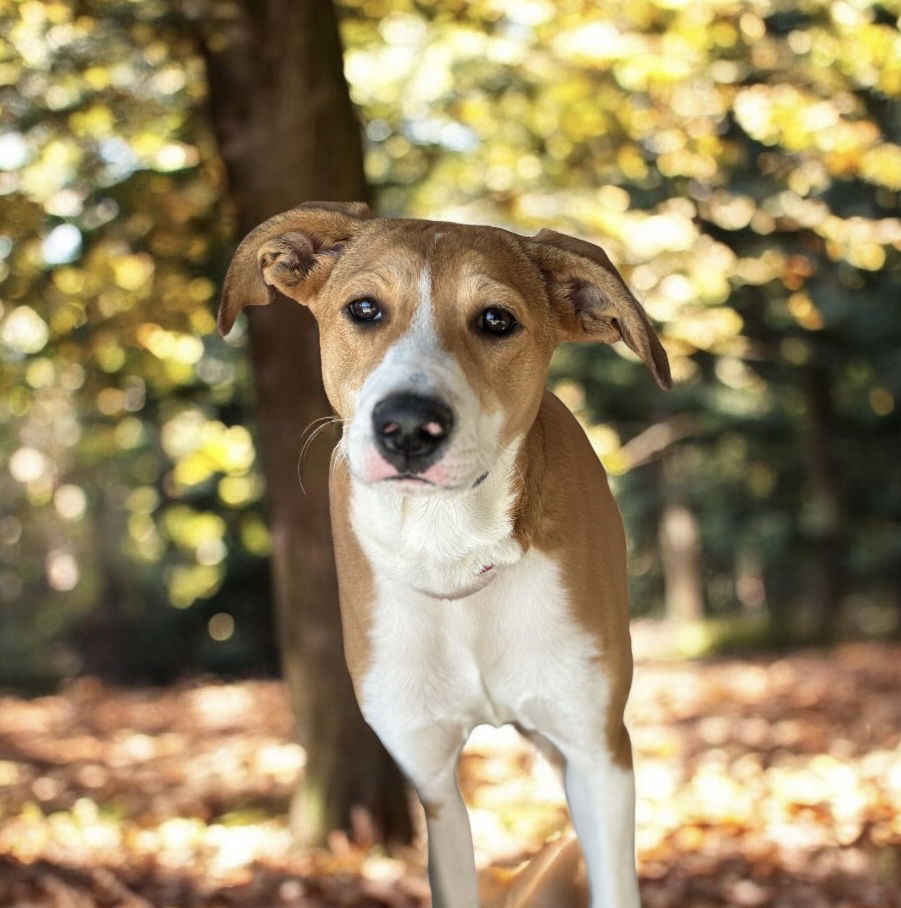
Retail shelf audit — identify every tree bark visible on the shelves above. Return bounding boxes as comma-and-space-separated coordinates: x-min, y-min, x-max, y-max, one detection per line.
196, 0, 412, 845
803, 362, 844, 641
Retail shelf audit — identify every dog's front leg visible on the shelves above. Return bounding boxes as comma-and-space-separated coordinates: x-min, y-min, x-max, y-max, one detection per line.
420, 760, 478, 908
369, 720, 477, 908
562, 742, 640, 908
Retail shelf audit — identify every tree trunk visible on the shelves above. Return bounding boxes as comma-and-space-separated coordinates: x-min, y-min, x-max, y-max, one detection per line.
659, 500, 705, 624
658, 454, 705, 624
803, 362, 844, 640
734, 549, 766, 616
195, 0, 412, 845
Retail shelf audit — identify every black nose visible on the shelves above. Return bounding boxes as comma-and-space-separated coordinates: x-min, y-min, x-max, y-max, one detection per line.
372, 393, 454, 472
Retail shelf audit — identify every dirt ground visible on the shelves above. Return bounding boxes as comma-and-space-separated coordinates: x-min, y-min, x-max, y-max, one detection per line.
1, 639, 899, 907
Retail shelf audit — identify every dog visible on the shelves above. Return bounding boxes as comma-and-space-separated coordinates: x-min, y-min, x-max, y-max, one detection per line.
218, 201, 671, 907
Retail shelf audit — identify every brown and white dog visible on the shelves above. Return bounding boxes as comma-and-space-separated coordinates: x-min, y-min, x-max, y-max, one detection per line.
218, 201, 671, 908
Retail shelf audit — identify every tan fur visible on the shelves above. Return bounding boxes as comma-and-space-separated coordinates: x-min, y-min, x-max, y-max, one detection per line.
527, 229, 671, 390
327, 456, 375, 687
301, 220, 557, 432
218, 201, 373, 336
479, 837, 588, 907
512, 392, 634, 768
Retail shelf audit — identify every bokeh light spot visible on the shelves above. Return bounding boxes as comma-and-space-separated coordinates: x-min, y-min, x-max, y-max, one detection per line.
41, 223, 82, 265
54, 484, 87, 520
2, 306, 50, 354
9, 447, 49, 483
46, 550, 79, 591
208, 612, 235, 642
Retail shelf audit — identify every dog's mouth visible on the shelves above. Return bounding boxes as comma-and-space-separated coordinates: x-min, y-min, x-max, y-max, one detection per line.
347, 435, 492, 493
383, 473, 435, 485
367, 468, 490, 495
378, 469, 490, 491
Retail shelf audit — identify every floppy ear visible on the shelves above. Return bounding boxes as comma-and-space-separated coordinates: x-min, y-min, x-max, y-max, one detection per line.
527, 228, 672, 390
217, 200, 373, 336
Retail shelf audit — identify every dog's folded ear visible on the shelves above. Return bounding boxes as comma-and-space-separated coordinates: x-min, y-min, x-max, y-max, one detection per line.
217, 201, 373, 337
528, 228, 672, 390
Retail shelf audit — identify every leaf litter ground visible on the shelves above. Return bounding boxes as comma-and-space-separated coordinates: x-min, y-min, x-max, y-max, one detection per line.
0, 638, 898, 906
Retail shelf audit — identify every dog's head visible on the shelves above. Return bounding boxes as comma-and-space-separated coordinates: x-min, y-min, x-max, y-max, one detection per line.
219, 201, 670, 494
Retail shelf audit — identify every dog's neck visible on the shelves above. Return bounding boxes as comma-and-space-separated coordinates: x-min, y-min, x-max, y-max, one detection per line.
344, 434, 527, 599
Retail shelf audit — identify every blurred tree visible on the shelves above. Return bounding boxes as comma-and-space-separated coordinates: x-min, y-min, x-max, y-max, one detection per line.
0, 0, 277, 686
189, 0, 412, 846
0, 0, 409, 844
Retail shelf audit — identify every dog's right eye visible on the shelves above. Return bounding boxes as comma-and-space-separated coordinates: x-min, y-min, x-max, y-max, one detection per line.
347, 298, 382, 322
477, 307, 518, 337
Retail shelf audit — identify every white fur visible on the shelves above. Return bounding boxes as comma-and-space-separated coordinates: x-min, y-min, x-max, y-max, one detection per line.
355, 540, 636, 908
566, 755, 640, 908
358, 546, 610, 741
349, 440, 522, 599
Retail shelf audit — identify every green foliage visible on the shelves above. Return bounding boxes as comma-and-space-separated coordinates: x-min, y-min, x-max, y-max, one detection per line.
0, 0, 276, 685
1, 0, 899, 685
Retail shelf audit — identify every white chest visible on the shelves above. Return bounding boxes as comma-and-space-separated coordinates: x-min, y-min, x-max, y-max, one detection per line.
358, 546, 609, 747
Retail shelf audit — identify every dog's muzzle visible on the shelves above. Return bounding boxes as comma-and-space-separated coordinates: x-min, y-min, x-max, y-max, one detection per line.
372, 392, 454, 475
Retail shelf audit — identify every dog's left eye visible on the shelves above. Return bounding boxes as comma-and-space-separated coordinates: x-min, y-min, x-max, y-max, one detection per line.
477, 307, 518, 337
347, 298, 382, 322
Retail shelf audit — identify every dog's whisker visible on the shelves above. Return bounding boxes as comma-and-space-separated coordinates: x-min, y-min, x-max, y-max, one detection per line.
298, 415, 341, 446
330, 441, 350, 480
296, 416, 346, 495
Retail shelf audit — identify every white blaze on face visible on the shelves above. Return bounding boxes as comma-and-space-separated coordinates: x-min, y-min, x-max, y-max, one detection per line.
345, 264, 501, 493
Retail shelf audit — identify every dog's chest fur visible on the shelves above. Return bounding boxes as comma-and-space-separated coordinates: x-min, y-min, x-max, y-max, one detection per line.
348, 445, 523, 600
352, 477, 608, 744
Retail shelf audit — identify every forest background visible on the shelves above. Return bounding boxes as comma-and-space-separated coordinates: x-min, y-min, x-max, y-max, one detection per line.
0, 0, 900, 903
2, 0, 899, 684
